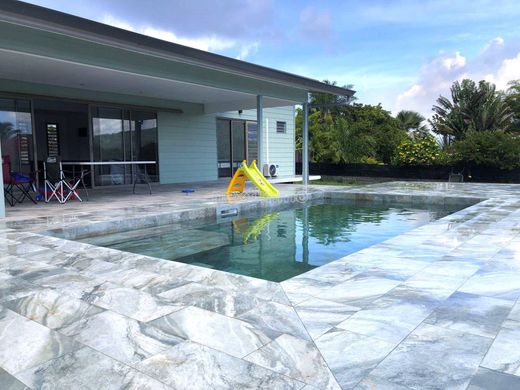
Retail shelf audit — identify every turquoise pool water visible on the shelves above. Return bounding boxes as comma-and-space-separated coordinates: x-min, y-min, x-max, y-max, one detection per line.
89, 199, 459, 282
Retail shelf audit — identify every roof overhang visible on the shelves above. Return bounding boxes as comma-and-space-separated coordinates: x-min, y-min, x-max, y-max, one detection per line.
0, 1, 355, 110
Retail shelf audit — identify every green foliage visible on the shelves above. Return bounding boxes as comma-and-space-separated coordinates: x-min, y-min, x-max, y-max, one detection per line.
396, 110, 429, 137
430, 79, 513, 144
452, 130, 520, 170
296, 99, 407, 164
506, 80, 520, 133
394, 135, 443, 166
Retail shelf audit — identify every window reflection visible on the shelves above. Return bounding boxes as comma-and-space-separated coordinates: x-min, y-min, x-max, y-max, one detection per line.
0, 98, 33, 175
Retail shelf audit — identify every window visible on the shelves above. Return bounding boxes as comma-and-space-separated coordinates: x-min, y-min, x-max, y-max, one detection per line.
46, 123, 60, 157
276, 121, 287, 133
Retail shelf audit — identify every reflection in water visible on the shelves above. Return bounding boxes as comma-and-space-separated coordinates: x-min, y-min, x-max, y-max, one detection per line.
102, 200, 458, 282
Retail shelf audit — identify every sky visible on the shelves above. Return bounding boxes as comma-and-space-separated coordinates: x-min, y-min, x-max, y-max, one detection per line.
24, 0, 520, 118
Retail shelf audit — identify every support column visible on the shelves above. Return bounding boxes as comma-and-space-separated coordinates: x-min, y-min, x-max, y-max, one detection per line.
302, 100, 309, 185
0, 144, 5, 218
257, 95, 264, 168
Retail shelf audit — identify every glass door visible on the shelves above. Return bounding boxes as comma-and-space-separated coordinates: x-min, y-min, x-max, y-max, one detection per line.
0, 98, 34, 175
92, 106, 125, 185
217, 119, 248, 177
231, 120, 246, 174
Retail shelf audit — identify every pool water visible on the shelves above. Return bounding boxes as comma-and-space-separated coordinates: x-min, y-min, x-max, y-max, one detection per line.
86, 199, 460, 282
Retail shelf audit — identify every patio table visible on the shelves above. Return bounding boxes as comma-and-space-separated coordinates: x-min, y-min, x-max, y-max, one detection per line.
61, 161, 156, 195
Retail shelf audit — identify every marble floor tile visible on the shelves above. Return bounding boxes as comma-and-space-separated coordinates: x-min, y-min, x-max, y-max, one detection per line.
0, 276, 43, 303
424, 292, 513, 338
137, 341, 303, 389
0, 307, 79, 374
402, 270, 471, 300
159, 282, 264, 317
245, 334, 340, 389
367, 323, 493, 390
480, 320, 520, 376
466, 367, 520, 390
295, 297, 360, 339
281, 268, 359, 305
315, 328, 396, 389
194, 271, 291, 306
148, 306, 271, 358
3, 288, 103, 330
336, 294, 435, 344
355, 375, 414, 390
80, 282, 183, 322
14, 346, 170, 390
315, 275, 401, 307
60, 310, 183, 366
238, 301, 311, 341
458, 271, 520, 300
0, 367, 29, 390
508, 300, 520, 321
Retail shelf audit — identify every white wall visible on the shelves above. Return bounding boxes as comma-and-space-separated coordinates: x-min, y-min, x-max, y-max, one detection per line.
158, 105, 295, 183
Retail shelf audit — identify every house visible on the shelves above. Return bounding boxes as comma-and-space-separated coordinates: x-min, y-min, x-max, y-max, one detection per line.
0, 0, 354, 216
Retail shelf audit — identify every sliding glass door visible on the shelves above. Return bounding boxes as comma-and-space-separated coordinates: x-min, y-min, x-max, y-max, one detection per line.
217, 119, 256, 177
0, 98, 34, 175
91, 106, 158, 186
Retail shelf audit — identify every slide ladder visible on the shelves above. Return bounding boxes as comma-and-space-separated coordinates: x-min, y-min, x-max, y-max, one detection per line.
226, 160, 280, 197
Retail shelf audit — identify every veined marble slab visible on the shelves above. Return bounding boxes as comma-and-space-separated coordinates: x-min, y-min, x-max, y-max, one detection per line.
60, 310, 183, 366
480, 319, 520, 376
245, 334, 340, 389
367, 323, 493, 390
158, 282, 265, 317
315, 275, 401, 307
295, 297, 359, 339
424, 291, 514, 338
0, 367, 29, 390
3, 289, 103, 330
0, 276, 44, 303
238, 301, 311, 341
466, 367, 520, 390
315, 328, 396, 389
79, 282, 183, 322
0, 307, 79, 374
458, 271, 520, 300
148, 306, 271, 358
137, 341, 304, 389
14, 346, 170, 390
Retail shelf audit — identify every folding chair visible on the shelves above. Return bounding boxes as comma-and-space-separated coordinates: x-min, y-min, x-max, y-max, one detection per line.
43, 156, 67, 203
132, 163, 152, 195
448, 168, 464, 183
2, 155, 37, 206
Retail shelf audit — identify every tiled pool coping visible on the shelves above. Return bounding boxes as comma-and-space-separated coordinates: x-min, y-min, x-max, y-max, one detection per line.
1, 181, 520, 389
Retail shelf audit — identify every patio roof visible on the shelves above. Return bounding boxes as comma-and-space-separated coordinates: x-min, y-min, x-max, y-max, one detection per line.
0, 1, 355, 113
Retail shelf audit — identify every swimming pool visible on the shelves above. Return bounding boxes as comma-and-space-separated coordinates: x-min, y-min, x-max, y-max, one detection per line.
81, 199, 460, 282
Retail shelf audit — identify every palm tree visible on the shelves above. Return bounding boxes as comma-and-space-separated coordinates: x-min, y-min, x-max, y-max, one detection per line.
429, 79, 513, 144
396, 110, 428, 137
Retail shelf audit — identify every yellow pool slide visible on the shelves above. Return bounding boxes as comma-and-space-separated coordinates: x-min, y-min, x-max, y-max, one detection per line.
226, 160, 280, 197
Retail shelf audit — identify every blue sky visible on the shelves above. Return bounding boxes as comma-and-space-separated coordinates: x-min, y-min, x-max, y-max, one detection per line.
25, 0, 520, 117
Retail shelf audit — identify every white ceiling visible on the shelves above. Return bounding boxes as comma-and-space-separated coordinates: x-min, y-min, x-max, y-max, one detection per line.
0, 49, 298, 113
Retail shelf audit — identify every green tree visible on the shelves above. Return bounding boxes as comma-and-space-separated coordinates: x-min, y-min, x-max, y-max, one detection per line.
506, 80, 520, 133
453, 130, 520, 170
429, 79, 513, 144
394, 134, 442, 166
396, 110, 428, 138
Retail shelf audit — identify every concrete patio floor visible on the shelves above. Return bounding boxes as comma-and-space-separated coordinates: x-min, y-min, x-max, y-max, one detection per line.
1, 181, 520, 389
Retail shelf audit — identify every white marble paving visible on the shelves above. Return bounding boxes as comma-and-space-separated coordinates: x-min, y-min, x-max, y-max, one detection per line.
3, 181, 520, 388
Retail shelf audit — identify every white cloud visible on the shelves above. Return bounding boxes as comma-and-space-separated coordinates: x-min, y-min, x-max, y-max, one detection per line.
101, 14, 257, 59
236, 42, 259, 60
395, 37, 520, 118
